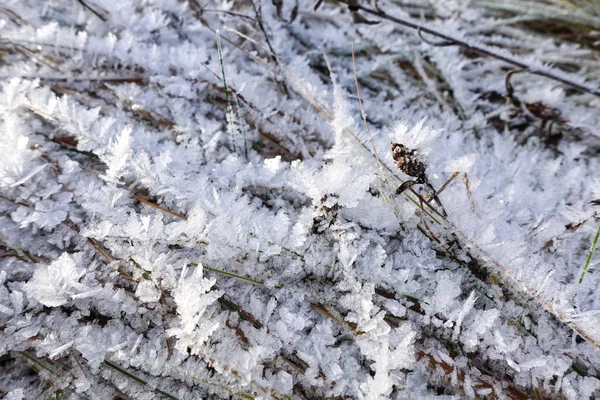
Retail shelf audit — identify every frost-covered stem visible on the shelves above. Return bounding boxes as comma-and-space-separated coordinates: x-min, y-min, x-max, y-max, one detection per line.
76, 0, 106, 21
281, 246, 305, 261
336, 0, 600, 97
351, 40, 385, 177
216, 31, 230, 105
216, 30, 237, 155
191, 262, 270, 286
18, 352, 68, 382
233, 91, 249, 160
212, 30, 249, 159
133, 196, 188, 220
102, 360, 178, 400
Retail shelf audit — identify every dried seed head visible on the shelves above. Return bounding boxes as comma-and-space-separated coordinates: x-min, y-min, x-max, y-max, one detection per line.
391, 142, 426, 182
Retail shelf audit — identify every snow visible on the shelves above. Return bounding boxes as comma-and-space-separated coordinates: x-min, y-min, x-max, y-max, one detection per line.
1, 0, 600, 399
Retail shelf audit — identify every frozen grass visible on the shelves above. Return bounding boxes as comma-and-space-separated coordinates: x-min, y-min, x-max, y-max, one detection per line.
1, 1, 600, 399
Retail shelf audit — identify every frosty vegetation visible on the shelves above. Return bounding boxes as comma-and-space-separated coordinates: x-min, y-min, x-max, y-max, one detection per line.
1, 0, 600, 399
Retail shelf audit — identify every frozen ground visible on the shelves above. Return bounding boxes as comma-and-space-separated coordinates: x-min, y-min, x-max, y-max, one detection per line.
1, 1, 600, 399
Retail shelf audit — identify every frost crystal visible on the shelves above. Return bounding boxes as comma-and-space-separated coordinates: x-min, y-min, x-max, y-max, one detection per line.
166, 266, 221, 354
2, 1, 600, 399
24, 253, 89, 307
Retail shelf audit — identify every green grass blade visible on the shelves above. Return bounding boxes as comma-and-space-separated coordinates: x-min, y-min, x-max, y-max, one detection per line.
578, 225, 600, 284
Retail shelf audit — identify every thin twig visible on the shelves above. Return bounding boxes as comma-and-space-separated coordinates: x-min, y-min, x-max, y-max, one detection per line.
191, 262, 272, 287
76, 0, 106, 21
427, 171, 459, 203
134, 196, 188, 220
103, 360, 178, 400
351, 40, 388, 187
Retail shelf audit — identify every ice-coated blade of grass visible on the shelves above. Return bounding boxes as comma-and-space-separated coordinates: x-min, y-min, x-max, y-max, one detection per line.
191, 262, 269, 286
19, 351, 68, 382
216, 30, 236, 156
217, 29, 248, 158
103, 360, 178, 400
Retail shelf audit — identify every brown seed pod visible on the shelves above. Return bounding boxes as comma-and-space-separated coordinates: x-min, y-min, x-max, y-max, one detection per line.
391, 142, 447, 217
391, 142, 426, 182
